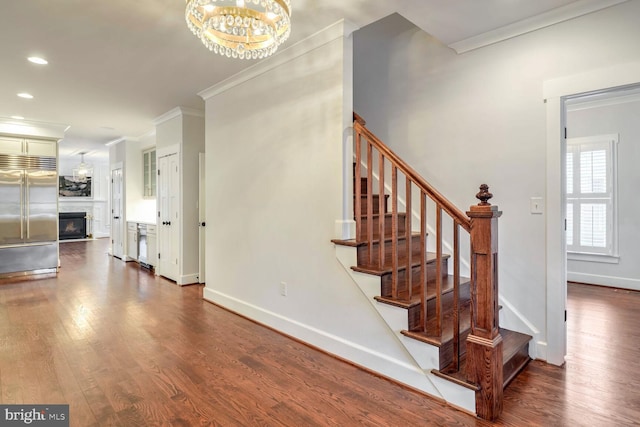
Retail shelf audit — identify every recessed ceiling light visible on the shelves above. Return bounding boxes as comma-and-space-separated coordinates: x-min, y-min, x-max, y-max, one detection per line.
28, 56, 48, 65
17, 93, 34, 99
11, 116, 25, 120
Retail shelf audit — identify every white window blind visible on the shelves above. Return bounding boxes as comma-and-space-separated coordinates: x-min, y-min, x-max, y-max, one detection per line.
566, 135, 617, 257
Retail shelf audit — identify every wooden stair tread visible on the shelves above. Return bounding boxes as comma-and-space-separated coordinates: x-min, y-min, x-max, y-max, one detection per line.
431, 368, 479, 391
358, 212, 407, 219
331, 238, 360, 247
351, 252, 451, 276
355, 193, 389, 198
400, 303, 472, 348
501, 328, 533, 361
501, 328, 532, 388
431, 327, 532, 391
331, 232, 424, 248
373, 275, 471, 309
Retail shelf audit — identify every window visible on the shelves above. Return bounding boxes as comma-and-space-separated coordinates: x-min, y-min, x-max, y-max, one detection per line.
566, 135, 618, 259
143, 148, 156, 198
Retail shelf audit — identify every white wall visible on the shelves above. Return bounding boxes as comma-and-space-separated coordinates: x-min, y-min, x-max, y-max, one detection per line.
155, 114, 181, 153
567, 94, 640, 290
201, 22, 432, 392
353, 1, 640, 361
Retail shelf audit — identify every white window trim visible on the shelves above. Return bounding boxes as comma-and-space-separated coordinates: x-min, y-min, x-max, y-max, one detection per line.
566, 134, 619, 258
567, 252, 619, 264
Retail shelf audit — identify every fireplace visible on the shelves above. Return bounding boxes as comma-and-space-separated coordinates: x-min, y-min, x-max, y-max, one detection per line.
59, 212, 87, 240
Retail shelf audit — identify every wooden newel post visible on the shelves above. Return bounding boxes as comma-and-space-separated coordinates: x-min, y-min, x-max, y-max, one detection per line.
466, 184, 503, 421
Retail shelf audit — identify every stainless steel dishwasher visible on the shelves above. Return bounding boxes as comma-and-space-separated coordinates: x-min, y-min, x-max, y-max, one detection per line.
137, 223, 149, 267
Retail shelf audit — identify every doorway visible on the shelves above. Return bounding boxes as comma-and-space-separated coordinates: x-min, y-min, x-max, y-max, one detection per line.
111, 166, 124, 259
563, 84, 640, 290
544, 62, 640, 366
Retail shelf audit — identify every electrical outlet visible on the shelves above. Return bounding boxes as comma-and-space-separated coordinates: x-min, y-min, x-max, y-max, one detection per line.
280, 282, 287, 296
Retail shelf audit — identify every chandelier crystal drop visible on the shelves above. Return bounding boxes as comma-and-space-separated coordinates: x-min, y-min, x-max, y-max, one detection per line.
185, 0, 292, 60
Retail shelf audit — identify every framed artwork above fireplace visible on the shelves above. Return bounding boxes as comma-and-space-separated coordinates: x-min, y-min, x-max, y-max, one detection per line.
59, 176, 92, 198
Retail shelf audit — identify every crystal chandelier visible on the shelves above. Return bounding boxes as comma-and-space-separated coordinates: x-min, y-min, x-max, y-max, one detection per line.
185, 0, 292, 60
72, 153, 93, 183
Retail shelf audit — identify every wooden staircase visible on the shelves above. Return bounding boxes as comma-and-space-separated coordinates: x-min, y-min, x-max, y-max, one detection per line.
332, 113, 532, 421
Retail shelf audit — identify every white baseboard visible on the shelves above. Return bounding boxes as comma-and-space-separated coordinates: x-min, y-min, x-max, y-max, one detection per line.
178, 273, 199, 286
568, 271, 640, 291
535, 341, 548, 361
203, 287, 448, 400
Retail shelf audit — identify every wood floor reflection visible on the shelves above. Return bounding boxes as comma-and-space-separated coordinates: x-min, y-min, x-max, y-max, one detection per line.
1, 239, 638, 426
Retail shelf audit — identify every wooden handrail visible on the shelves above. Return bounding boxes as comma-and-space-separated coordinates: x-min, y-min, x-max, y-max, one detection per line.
354, 118, 471, 232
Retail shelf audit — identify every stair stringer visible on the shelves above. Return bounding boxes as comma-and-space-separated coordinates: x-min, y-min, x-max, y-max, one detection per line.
334, 243, 476, 415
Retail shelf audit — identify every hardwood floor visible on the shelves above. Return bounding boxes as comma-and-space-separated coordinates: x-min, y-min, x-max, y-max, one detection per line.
1, 240, 639, 426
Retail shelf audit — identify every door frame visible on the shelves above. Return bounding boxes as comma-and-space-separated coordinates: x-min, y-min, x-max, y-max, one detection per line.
198, 152, 206, 284
543, 60, 640, 366
156, 145, 180, 281
110, 162, 124, 258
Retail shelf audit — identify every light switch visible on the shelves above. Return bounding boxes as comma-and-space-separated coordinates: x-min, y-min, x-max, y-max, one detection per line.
530, 197, 544, 214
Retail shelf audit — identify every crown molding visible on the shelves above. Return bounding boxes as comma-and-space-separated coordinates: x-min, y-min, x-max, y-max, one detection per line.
104, 135, 140, 147
153, 106, 205, 126
199, 19, 359, 101
138, 128, 157, 139
449, 0, 629, 54
105, 137, 125, 147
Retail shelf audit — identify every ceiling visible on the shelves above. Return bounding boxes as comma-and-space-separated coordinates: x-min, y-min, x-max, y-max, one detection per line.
0, 0, 625, 161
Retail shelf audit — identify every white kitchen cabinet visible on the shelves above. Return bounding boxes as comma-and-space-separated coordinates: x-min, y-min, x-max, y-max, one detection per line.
147, 224, 157, 268
0, 136, 56, 156
126, 222, 137, 261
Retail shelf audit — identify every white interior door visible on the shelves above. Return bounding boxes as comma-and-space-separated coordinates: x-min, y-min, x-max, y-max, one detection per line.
158, 153, 179, 281
198, 152, 206, 284
111, 168, 124, 258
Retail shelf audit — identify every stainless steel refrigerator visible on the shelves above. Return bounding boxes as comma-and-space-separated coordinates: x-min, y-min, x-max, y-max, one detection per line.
0, 154, 58, 276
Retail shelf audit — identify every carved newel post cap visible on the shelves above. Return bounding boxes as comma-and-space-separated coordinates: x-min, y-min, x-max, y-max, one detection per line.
476, 184, 493, 206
